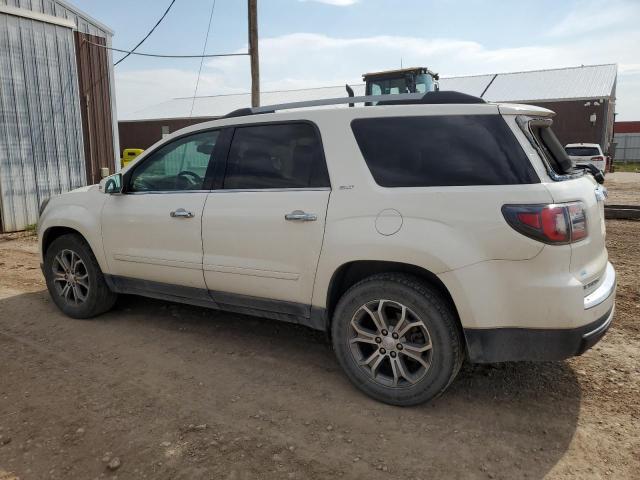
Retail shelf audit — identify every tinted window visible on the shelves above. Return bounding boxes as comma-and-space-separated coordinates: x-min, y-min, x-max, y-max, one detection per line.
351, 115, 538, 187
565, 147, 600, 157
129, 131, 219, 192
224, 123, 330, 189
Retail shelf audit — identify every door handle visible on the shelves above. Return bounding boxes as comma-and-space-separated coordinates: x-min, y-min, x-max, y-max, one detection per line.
285, 210, 317, 222
170, 208, 194, 218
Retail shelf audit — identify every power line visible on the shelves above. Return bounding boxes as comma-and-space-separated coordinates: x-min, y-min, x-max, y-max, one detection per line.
83, 40, 248, 59
114, 0, 178, 66
190, 0, 217, 117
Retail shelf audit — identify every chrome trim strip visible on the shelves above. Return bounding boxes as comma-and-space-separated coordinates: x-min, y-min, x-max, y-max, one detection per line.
203, 263, 300, 280
209, 188, 331, 193
113, 254, 202, 270
126, 188, 331, 195
584, 262, 616, 310
127, 190, 211, 195
583, 305, 614, 339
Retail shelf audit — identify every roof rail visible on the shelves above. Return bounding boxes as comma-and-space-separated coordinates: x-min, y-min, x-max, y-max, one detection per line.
223, 91, 486, 118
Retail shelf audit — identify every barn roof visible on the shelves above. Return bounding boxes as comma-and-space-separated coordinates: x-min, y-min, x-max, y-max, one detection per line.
123, 64, 617, 121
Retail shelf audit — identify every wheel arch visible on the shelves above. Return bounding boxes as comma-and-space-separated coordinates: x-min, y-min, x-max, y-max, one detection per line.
42, 226, 84, 256
40, 225, 107, 274
324, 260, 466, 348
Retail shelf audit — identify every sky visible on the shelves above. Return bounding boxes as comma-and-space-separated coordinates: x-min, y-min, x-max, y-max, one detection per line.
73, 0, 640, 120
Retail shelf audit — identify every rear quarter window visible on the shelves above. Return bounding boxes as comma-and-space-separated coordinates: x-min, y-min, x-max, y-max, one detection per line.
351, 115, 539, 187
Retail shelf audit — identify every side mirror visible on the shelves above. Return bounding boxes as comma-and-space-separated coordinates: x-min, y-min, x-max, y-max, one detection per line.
101, 173, 123, 194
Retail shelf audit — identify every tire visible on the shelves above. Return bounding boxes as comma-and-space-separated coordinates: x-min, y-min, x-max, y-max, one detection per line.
331, 273, 464, 406
44, 233, 117, 319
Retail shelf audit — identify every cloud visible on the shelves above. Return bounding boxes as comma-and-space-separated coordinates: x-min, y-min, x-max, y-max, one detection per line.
547, 0, 640, 37
117, 27, 640, 119
298, 0, 359, 5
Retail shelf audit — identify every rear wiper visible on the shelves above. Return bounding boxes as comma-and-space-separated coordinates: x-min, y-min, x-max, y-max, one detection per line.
573, 164, 605, 184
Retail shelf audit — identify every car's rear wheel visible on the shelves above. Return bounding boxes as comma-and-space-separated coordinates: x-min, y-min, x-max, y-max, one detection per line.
44, 234, 117, 319
331, 273, 463, 406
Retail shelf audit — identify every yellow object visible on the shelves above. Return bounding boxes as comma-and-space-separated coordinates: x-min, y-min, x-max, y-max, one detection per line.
120, 148, 144, 168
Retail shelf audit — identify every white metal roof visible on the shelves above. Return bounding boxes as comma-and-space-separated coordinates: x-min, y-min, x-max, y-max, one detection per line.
438, 74, 496, 98
480, 64, 617, 103
123, 64, 617, 121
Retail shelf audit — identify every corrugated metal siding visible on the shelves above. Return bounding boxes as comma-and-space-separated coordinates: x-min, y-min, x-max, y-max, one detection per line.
0, 12, 85, 232
614, 133, 640, 162
0, 0, 112, 36
438, 74, 495, 97
74, 31, 115, 183
482, 64, 617, 102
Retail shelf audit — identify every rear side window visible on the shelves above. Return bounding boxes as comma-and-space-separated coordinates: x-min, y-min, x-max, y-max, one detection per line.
351, 115, 538, 187
565, 147, 600, 157
224, 123, 330, 189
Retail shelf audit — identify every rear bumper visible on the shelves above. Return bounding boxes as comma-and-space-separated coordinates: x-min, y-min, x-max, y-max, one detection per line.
464, 305, 614, 363
463, 261, 616, 363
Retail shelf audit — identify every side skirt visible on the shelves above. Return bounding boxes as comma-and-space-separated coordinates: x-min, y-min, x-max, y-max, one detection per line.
104, 274, 328, 332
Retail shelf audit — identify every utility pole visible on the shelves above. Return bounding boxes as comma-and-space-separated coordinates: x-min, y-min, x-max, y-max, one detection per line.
248, 0, 260, 107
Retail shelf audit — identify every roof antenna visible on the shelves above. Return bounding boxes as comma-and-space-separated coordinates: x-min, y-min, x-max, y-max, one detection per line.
400, 57, 403, 69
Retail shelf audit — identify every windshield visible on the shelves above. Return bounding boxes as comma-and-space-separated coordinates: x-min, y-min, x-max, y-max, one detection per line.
565, 147, 600, 157
369, 73, 436, 95
370, 77, 410, 95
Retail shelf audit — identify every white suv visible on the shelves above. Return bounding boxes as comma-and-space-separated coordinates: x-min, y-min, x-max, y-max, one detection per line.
565, 142, 607, 173
38, 92, 616, 406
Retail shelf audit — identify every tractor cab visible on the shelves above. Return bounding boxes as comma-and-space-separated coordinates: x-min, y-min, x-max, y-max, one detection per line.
363, 67, 439, 96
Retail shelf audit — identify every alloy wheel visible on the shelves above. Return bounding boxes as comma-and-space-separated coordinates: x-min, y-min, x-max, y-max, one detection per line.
52, 249, 90, 305
349, 299, 433, 387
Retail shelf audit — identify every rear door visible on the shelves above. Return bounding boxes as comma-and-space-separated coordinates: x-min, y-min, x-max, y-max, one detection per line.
201, 122, 331, 313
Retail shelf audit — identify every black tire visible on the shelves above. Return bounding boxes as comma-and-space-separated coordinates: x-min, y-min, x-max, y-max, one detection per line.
331, 273, 464, 406
44, 233, 117, 319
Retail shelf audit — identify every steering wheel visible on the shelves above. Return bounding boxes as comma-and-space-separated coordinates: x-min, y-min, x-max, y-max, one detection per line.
177, 170, 202, 187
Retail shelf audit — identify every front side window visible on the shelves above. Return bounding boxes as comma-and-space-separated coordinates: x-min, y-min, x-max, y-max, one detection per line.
351, 115, 539, 187
224, 123, 330, 189
129, 131, 219, 192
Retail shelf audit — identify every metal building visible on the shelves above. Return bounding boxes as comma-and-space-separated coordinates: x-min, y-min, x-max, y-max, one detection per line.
119, 64, 617, 160
613, 122, 640, 163
0, 0, 118, 232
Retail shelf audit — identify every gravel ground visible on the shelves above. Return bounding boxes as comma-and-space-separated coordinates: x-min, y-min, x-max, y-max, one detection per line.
0, 186, 638, 479
605, 172, 640, 205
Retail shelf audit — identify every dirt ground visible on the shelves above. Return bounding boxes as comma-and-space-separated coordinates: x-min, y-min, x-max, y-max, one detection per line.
1, 179, 639, 479
604, 172, 640, 205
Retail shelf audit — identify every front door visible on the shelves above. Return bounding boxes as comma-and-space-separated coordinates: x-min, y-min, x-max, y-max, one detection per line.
202, 122, 331, 312
101, 130, 221, 296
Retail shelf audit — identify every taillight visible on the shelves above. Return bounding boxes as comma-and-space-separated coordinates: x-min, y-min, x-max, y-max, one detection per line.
502, 202, 588, 244
591, 156, 604, 162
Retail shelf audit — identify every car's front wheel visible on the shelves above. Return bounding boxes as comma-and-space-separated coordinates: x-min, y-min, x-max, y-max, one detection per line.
44, 233, 117, 319
331, 273, 463, 406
